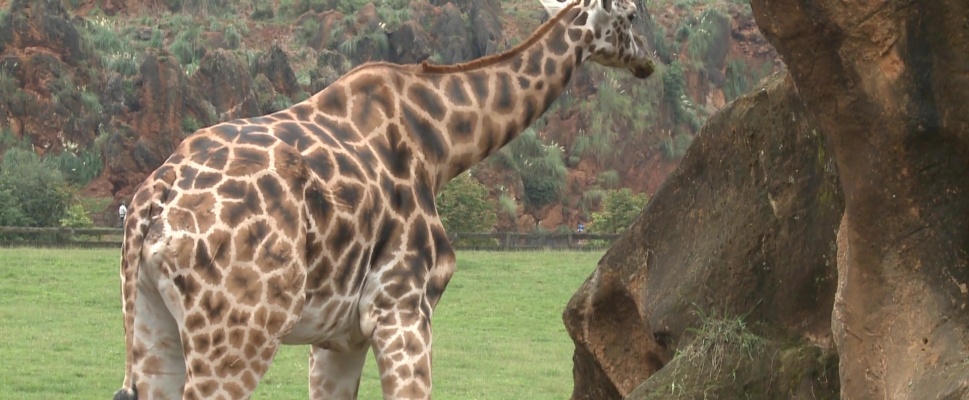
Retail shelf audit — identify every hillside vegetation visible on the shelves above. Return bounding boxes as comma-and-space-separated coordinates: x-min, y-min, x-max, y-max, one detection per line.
0, 0, 777, 232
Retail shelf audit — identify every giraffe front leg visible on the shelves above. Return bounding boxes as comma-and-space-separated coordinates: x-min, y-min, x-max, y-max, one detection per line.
370, 308, 433, 400
308, 346, 369, 399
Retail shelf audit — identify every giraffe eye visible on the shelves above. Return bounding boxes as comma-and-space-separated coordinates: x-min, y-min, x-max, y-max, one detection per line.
629, 13, 636, 22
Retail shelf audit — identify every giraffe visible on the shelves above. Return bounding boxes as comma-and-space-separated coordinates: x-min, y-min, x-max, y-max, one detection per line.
113, 0, 653, 399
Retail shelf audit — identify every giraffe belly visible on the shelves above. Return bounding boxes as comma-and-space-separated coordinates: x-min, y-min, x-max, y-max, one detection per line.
280, 296, 367, 351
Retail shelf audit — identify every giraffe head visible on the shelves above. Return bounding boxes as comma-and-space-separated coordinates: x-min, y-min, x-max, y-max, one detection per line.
542, 0, 654, 79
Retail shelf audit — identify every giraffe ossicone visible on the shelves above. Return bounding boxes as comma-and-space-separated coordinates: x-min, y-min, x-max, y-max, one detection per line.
113, 0, 652, 398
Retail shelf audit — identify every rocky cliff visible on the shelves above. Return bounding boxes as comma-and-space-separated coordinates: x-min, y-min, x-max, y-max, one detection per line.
565, 73, 842, 399
566, 0, 969, 398
750, 0, 969, 398
0, 0, 779, 229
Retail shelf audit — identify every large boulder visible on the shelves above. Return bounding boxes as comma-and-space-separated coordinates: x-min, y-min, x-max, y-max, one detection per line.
251, 44, 299, 98
388, 21, 433, 64
190, 49, 260, 121
430, 3, 472, 64
0, 0, 102, 153
103, 50, 214, 198
565, 74, 843, 399
749, 1, 969, 398
0, 0, 85, 65
470, 0, 503, 58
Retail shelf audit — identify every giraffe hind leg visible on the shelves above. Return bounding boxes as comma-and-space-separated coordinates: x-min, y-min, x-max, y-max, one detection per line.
309, 345, 369, 399
171, 242, 307, 398
371, 309, 433, 400
126, 260, 189, 400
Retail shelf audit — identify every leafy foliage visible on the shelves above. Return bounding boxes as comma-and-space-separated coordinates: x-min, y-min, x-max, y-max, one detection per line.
0, 147, 71, 227
47, 145, 103, 186
687, 8, 731, 70
436, 172, 497, 233
591, 188, 648, 233
662, 61, 702, 131
497, 129, 568, 208
169, 23, 203, 65
498, 193, 518, 220
59, 204, 94, 228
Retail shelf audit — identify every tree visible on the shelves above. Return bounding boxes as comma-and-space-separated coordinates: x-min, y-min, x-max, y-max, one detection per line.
591, 188, 648, 234
436, 172, 497, 234
497, 129, 568, 208
0, 147, 71, 227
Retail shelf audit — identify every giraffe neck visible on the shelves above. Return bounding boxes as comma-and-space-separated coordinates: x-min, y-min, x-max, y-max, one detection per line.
303, 3, 590, 194
418, 3, 587, 191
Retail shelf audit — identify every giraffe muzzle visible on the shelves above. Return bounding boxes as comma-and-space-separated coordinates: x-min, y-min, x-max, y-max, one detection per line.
629, 34, 654, 79
630, 60, 654, 79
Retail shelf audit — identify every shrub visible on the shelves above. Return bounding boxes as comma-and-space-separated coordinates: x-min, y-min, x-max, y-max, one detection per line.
80, 91, 102, 114
591, 188, 648, 234
182, 116, 201, 134
597, 170, 621, 189
47, 146, 103, 186
251, 0, 274, 20
437, 172, 497, 234
169, 24, 203, 65
688, 8, 731, 71
59, 204, 94, 228
500, 129, 568, 208
102, 52, 140, 76
0, 147, 71, 227
498, 194, 518, 220
224, 24, 242, 49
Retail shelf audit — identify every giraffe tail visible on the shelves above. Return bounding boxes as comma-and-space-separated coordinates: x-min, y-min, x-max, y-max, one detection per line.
112, 387, 137, 400
115, 173, 173, 400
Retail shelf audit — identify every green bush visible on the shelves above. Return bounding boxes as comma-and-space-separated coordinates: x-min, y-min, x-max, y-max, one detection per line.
47, 147, 103, 186
296, 17, 320, 47
591, 188, 648, 234
169, 24, 203, 65
688, 8, 731, 71
80, 91, 102, 114
498, 194, 518, 220
499, 129, 568, 208
59, 204, 94, 228
0, 147, 72, 227
251, 0, 274, 19
224, 24, 242, 49
102, 52, 140, 76
597, 170, 621, 189
437, 172, 497, 233
182, 116, 201, 134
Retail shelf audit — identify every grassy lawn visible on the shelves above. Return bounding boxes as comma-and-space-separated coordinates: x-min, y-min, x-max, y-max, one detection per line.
0, 248, 602, 399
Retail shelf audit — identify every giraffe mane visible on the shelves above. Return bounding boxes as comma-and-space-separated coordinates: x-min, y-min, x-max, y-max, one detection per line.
418, 1, 581, 74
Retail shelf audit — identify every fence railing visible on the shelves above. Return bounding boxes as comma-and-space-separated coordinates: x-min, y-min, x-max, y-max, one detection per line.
0, 226, 124, 248
0, 226, 620, 251
447, 232, 618, 251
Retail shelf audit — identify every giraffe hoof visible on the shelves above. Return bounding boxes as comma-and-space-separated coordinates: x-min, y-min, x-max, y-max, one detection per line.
112, 387, 137, 400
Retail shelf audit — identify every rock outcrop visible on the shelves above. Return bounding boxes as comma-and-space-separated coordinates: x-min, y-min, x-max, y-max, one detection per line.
749, 0, 969, 398
470, 0, 503, 58
190, 49, 260, 122
0, 0, 94, 153
102, 50, 214, 198
429, 3, 472, 64
564, 74, 843, 399
251, 44, 299, 98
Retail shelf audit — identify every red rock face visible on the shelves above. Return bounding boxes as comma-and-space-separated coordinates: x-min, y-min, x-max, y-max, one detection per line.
749, 0, 969, 398
566, 74, 844, 399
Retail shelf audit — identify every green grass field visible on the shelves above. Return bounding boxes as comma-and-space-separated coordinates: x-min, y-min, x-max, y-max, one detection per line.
0, 248, 603, 399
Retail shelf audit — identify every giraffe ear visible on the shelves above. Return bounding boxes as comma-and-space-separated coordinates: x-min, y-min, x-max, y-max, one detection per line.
540, 0, 569, 17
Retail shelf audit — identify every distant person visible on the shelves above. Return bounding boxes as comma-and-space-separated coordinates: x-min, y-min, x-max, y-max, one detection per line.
118, 201, 127, 228
577, 223, 585, 233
